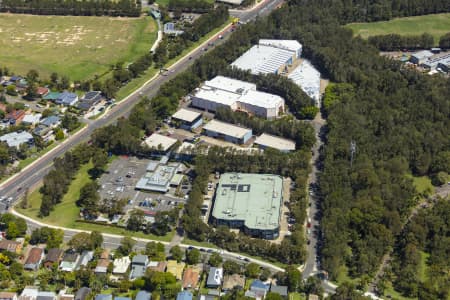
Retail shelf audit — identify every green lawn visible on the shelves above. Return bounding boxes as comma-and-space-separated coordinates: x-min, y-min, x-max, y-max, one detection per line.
0, 14, 157, 81
289, 293, 307, 300
116, 18, 231, 101
346, 13, 450, 44
16, 159, 174, 242
16, 161, 94, 227
418, 251, 429, 282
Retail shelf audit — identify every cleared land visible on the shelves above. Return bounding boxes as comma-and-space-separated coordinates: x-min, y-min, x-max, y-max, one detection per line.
0, 14, 157, 81
346, 13, 450, 43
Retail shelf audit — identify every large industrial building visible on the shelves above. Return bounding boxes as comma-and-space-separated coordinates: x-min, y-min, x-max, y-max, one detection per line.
203, 120, 252, 144
288, 60, 321, 105
231, 39, 302, 75
191, 76, 285, 119
143, 133, 178, 152
211, 173, 283, 240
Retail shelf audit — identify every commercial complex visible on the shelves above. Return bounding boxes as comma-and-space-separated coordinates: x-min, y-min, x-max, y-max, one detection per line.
203, 120, 252, 144
171, 108, 203, 131
191, 76, 285, 119
135, 160, 184, 192
211, 173, 283, 239
231, 39, 302, 75
254, 133, 296, 152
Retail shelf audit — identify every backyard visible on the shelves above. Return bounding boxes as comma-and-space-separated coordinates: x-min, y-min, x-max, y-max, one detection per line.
0, 13, 157, 81
346, 13, 450, 44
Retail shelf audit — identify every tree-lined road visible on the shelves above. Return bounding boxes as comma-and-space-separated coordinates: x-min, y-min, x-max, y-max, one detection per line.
0, 0, 283, 204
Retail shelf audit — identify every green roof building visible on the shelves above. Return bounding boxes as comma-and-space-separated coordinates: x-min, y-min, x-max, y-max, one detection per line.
211, 173, 283, 240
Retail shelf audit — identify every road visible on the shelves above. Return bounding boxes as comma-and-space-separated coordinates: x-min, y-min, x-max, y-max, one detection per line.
0, 0, 283, 203
1, 0, 286, 273
299, 103, 337, 295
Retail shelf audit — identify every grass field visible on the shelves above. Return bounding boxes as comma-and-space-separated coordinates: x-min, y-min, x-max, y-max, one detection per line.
0, 14, 157, 81
346, 13, 450, 43
16, 160, 174, 242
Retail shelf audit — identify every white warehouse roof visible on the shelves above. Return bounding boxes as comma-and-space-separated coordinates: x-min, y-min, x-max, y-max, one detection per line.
143, 133, 177, 151
172, 108, 201, 123
203, 120, 251, 139
239, 90, 285, 109
231, 44, 294, 75
254, 133, 296, 151
288, 60, 321, 104
194, 86, 241, 107
259, 39, 302, 53
204, 76, 256, 94
216, 0, 243, 4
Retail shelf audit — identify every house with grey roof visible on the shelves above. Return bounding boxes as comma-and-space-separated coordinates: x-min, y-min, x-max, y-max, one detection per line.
60, 252, 80, 272
36, 291, 56, 300
176, 292, 192, 300
270, 285, 288, 298
135, 291, 151, 300
206, 267, 223, 288
94, 295, 112, 300
78, 251, 94, 269
40, 116, 61, 128
56, 92, 78, 106
130, 254, 149, 280
0, 131, 33, 149
74, 288, 91, 300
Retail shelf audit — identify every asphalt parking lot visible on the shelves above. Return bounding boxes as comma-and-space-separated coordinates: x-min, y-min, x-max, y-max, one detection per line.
98, 156, 191, 215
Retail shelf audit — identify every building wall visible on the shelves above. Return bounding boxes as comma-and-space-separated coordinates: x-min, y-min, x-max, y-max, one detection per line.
191, 96, 237, 112
203, 128, 252, 144
179, 116, 203, 131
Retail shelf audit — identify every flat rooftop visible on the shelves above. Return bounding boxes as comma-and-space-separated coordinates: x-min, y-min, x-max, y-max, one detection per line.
172, 108, 202, 123
135, 163, 181, 192
143, 133, 177, 151
259, 39, 302, 53
239, 90, 284, 109
212, 173, 283, 231
254, 133, 296, 151
231, 44, 294, 75
204, 76, 256, 94
194, 86, 241, 106
203, 120, 251, 139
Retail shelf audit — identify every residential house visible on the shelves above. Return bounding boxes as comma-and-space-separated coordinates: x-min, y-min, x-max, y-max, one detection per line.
43, 248, 64, 269
0, 292, 18, 300
78, 251, 94, 269
176, 291, 192, 300
182, 267, 200, 289
94, 249, 110, 275
22, 113, 42, 127
78, 91, 104, 111
43, 92, 61, 102
308, 295, 319, 300
60, 252, 80, 272
40, 116, 61, 128
114, 297, 131, 300
0, 239, 22, 253
56, 92, 78, 106
36, 87, 49, 98
94, 295, 112, 300
222, 274, 245, 291
0, 131, 34, 149
19, 287, 38, 300
269, 285, 288, 298
74, 288, 91, 300
33, 125, 53, 142
112, 256, 131, 275
58, 290, 74, 300
206, 267, 223, 288
24, 247, 44, 271
129, 254, 149, 280
245, 280, 269, 299
148, 261, 167, 272
6, 110, 26, 125
135, 291, 151, 300
36, 292, 56, 300
166, 260, 185, 281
